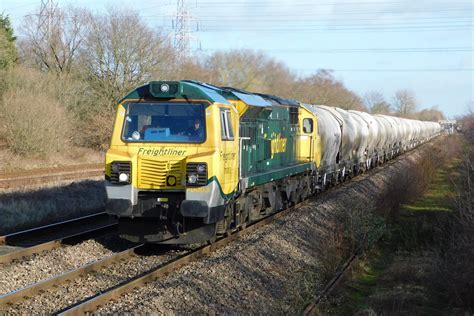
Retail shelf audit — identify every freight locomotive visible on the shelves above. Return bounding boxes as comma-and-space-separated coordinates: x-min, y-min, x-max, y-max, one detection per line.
104, 80, 441, 244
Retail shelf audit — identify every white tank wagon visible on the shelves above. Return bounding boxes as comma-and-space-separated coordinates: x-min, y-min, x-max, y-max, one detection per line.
346, 110, 370, 172
309, 106, 440, 183
404, 119, 416, 149
317, 106, 358, 174
371, 116, 391, 163
397, 117, 412, 151
374, 115, 399, 160
349, 110, 380, 168
333, 107, 362, 171
303, 104, 342, 175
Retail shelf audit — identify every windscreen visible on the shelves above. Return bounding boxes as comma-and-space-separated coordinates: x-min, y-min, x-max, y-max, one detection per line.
122, 102, 206, 143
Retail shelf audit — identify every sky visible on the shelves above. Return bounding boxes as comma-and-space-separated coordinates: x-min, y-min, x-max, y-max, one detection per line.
1, 0, 473, 118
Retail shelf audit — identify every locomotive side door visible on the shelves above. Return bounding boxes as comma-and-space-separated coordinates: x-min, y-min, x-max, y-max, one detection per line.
298, 107, 316, 164
219, 107, 239, 195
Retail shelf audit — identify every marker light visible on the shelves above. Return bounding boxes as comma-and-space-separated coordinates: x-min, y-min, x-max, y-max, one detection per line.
119, 173, 129, 183
197, 164, 206, 173
160, 84, 170, 92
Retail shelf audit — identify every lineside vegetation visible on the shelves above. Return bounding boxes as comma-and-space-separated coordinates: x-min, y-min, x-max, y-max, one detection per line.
0, 7, 446, 159
308, 119, 473, 314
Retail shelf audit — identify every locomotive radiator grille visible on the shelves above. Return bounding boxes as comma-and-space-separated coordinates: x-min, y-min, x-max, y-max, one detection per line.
138, 158, 183, 188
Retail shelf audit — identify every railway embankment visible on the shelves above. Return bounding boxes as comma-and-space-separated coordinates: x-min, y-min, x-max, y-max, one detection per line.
0, 180, 106, 235
318, 134, 473, 314
90, 138, 451, 314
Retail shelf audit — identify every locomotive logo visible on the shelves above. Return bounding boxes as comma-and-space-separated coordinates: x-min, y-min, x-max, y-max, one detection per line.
137, 147, 187, 156
271, 134, 287, 158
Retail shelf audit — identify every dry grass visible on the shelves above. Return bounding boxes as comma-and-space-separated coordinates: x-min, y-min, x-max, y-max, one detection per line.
0, 67, 71, 156
0, 146, 103, 173
0, 66, 116, 154
322, 134, 474, 314
1, 92, 71, 156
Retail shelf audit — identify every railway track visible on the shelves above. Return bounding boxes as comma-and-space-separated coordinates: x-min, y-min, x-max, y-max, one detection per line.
301, 148, 427, 315
303, 249, 361, 315
0, 198, 310, 315
0, 141, 437, 314
0, 212, 117, 263
303, 230, 385, 316
0, 163, 104, 189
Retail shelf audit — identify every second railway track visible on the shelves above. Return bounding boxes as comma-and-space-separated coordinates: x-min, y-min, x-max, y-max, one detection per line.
0, 212, 117, 263
0, 163, 104, 189
0, 198, 308, 315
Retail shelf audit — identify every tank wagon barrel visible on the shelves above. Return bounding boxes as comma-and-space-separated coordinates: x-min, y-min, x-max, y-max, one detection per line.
104, 80, 441, 244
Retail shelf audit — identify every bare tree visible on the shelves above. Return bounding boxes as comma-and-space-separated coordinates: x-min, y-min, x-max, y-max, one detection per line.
291, 70, 365, 110
415, 106, 445, 121
19, 3, 88, 75
393, 89, 417, 117
206, 50, 267, 90
364, 91, 391, 114
79, 8, 174, 103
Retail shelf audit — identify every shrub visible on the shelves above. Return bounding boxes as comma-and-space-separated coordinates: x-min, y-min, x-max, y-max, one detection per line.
0, 67, 71, 156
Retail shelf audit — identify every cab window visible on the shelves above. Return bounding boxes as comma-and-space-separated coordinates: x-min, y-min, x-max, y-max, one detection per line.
220, 108, 234, 141
122, 102, 205, 143
303, 118, 313, 134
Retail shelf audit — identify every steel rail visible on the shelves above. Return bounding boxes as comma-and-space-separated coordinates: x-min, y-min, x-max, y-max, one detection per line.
300, 142, 440, 315
0, 244, 144, 305
59, 139, 440, 315
0, 137, 440, 313
0, 212, 108, 245
57, 201, 307, 316
0, 222, 117, 264
303, 252, 360, 315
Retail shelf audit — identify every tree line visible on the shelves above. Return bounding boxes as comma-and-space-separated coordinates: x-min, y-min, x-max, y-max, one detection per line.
0, 5, 445, 155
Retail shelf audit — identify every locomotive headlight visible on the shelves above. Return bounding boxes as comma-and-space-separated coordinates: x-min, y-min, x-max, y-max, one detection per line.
108, 161, 131, 185
160, 83, 169, 92
188, 174, 198, 184
186, 162, 206, 186
119, 173, 129, 183
197, 164, 206, 173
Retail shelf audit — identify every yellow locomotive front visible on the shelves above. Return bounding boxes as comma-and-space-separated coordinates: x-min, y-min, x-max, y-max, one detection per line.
105, 81, 239, 244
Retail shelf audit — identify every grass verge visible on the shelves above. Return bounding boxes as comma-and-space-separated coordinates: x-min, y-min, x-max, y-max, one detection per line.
319, 134, 473, 314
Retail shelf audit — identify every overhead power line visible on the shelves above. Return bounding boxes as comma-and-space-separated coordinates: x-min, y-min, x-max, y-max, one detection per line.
196, 25, 473, 33
193, 0, 472, 5
187, 7, 474, 17
183, 15, 473, 22
297, 68, 474, 72
201, 47, 474, 53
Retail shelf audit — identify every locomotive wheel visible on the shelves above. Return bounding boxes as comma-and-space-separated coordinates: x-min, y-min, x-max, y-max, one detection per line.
239, 209, 249, 230
217, 203, 233, 237
207, 235, 217, 245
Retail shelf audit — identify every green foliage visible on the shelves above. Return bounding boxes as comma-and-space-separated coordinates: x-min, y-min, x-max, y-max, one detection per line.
0, 14, 17, 69
0, 14, 15, 41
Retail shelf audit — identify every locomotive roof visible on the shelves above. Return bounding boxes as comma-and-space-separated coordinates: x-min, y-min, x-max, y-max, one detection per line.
119, 80, 298, 108
254, 93, 300, 107
119, 80, 231, 105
